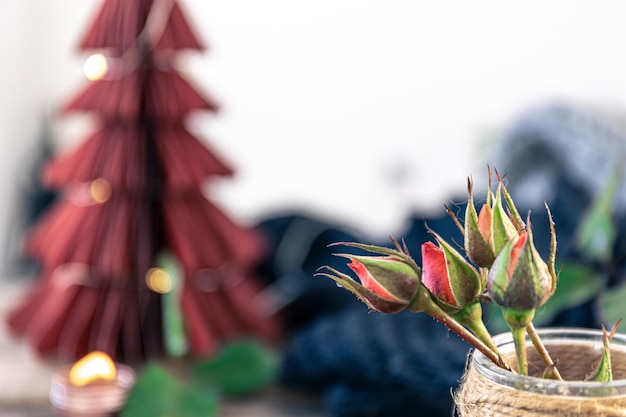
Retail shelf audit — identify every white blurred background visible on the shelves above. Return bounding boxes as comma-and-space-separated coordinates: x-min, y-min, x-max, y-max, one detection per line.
2, 1, 626, 273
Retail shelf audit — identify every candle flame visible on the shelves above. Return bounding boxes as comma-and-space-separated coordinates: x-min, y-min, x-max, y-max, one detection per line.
68, 351, 117, 386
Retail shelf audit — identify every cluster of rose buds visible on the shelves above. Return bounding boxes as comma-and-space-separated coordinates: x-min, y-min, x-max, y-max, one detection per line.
318, 168, 561, 376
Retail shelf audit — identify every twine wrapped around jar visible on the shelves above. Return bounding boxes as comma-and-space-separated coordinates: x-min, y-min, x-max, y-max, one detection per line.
454, 328, 626, 417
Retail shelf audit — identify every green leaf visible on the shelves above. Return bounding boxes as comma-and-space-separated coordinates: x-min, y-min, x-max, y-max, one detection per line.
575, 165, 622, 263
121, 363, 218, 417
193, 341, 279, 397
491, 183, 519, 255
599, 281, 626, 325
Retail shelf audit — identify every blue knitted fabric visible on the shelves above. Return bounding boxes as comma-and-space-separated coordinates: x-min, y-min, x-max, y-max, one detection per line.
280, 308, 468, 417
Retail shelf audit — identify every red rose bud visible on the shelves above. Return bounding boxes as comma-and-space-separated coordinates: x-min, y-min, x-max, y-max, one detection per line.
422, 232, 482, 310
347, 255, 420, 301
464, 177, 496, 268
487, 224, 553, 311
317, 254, 421, 314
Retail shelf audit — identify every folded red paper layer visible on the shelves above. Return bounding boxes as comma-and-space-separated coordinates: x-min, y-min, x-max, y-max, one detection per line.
44, 123, 233, 190
80, 0, 204, 52
63, 69, 219, 122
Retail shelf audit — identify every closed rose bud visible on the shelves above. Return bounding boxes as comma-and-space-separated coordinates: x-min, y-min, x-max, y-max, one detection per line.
317, 252, 421, 314
422, 231, 482, 310
347, 255, 421, 302
488, 210, 558, 376
487, 225, 552, 311
464, 177, 496, 268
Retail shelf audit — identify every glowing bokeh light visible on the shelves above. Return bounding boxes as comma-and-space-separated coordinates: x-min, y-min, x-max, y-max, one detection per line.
68, 351, 117, 386
83, 54, 108, 81
90, 178, 111, 203
146, 268, 173, 294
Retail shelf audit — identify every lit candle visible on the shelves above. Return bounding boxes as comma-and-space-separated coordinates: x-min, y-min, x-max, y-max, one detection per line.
50, 351, 135, 417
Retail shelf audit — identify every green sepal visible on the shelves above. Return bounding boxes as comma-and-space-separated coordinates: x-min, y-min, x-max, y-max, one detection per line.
491, 183, 519, 255
464, 178, 495, 268
316, 266, 411, 313
329, 241, 419, 271
502, 307, 535, 328
452, 301, 499, 354
499, 179, 525, 231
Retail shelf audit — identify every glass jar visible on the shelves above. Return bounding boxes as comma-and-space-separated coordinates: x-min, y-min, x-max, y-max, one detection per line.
455, 328, 626, 416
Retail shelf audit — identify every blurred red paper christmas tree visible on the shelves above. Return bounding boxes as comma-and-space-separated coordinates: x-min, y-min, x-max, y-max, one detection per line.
7, 0, 280, 362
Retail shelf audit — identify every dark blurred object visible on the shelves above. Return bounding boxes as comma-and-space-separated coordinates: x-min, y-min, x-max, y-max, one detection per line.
254, 213, 464, 331
281, 309, 467, 417
7, 0, 280, 363
254, 215, 364, 330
